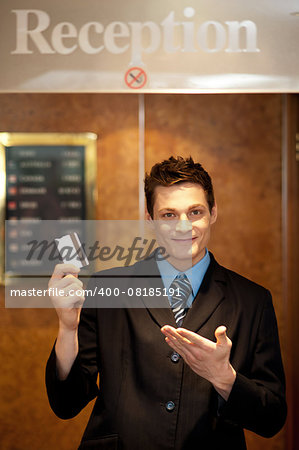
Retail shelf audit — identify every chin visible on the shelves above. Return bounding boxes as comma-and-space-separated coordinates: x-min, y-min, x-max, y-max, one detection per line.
191, 248, 205, 262
172, 248, 193, 259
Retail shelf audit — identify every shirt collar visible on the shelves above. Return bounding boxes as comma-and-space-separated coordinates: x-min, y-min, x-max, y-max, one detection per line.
156, 249, 210, 297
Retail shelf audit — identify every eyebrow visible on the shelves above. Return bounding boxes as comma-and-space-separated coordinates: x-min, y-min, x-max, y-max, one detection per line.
158, 204, 207, 213
188, 204, 206, 209
158, 208, 176, 212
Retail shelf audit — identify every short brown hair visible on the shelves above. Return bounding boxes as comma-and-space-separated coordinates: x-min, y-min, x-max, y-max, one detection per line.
144, 156, 215, 218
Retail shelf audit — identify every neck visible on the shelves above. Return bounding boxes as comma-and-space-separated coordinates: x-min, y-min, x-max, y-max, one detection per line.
167, 258, 192, 272
167, 249, 207, 271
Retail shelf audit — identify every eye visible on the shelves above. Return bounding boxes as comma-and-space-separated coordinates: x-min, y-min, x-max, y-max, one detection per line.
189, 209, 202, 216
162, 212, 176, 219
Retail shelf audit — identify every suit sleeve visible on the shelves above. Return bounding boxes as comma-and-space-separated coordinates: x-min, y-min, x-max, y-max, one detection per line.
45, 295, 99, 419
219, 290, 287, 437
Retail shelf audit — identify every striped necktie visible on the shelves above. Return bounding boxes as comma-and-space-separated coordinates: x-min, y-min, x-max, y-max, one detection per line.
169, 273, 192, 326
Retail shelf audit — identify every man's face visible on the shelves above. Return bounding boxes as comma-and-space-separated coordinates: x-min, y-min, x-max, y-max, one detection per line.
147, 182, 217, 270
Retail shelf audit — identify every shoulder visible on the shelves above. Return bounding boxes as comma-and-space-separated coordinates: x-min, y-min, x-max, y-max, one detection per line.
210, 253, 272, 304
223, 265, 269, 294
83, 256, 160, 309
89, 252, 160, 279
85, 256, 160, 299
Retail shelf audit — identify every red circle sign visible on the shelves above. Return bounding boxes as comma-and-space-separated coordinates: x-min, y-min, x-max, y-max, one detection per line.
125, 67, 147, 89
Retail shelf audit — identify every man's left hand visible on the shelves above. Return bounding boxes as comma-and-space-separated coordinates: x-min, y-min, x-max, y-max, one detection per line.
161, 325, 236, 401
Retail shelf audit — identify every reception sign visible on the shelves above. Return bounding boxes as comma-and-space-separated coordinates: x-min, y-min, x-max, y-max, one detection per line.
0, 0, 299, 92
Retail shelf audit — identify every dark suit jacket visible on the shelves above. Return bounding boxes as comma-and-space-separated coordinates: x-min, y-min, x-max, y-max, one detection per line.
46, 253, 287, 450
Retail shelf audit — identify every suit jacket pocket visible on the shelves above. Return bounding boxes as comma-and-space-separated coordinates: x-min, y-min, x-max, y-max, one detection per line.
78, 434, 119, 449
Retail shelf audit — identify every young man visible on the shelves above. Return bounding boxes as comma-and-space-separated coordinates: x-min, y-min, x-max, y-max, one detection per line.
46, 156, 286, 450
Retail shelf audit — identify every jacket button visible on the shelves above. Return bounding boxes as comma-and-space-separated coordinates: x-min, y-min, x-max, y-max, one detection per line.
166, 401, 175, 411
170, 352, 180, 363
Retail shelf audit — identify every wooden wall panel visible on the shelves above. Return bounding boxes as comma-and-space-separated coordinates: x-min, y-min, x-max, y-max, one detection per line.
0, 93, 287, 450
0, 93, 140, 219
282, 95, 299, 450
0, 93, 139, 450
144, 93, 286, 450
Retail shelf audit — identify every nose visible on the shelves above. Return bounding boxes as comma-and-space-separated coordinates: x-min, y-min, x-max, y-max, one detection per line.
175, 215, 192, 233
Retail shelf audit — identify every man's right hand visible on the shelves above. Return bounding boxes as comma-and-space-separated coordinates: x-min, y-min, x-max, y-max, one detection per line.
49, 263, 85, 331
49, 264, 85, 380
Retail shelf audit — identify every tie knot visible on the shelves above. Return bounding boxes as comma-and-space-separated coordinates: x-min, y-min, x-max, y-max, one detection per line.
169, 273, 192, 303
176, 272, 188, 281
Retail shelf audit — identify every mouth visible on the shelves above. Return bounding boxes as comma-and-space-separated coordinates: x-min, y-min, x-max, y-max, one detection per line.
171, 237, 197, 242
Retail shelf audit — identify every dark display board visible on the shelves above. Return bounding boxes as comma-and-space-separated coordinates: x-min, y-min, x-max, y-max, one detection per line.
5, 145, 86, 220
0, 133, 98, 283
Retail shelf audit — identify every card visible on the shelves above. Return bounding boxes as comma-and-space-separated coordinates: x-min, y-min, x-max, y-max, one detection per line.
55, 232, 89, 268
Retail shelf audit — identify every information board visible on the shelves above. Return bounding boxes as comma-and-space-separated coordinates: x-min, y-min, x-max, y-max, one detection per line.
0, 132, 98, 282
5, 145, 86, 220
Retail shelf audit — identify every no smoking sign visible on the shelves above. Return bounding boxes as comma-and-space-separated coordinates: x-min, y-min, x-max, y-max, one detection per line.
125, 67, 147, 89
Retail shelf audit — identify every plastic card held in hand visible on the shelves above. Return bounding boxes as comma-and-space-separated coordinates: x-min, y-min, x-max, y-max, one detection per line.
55, 232, 89, 268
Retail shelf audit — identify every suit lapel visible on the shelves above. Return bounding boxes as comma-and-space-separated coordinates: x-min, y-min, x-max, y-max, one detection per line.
133, 256, 177, 327
183, 254, 226, 332
133, 252, 226, 330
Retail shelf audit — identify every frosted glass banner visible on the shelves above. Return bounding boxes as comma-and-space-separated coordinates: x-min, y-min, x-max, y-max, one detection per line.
0, 0, 299, 92
5, 220, 193, 308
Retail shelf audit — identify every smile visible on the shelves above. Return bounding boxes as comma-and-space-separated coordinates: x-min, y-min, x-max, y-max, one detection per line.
171, 237, 197, 242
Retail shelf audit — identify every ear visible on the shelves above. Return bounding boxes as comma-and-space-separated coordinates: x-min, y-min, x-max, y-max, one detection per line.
145, 209, 153, 223
210, 203, 217, 224
145, 209, 155, 232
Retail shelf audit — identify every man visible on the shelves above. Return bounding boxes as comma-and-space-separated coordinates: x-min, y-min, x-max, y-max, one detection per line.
46, 156, 286, 449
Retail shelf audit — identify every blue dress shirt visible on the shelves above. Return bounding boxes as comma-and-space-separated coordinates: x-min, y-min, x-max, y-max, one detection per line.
156, 249, 210, 309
